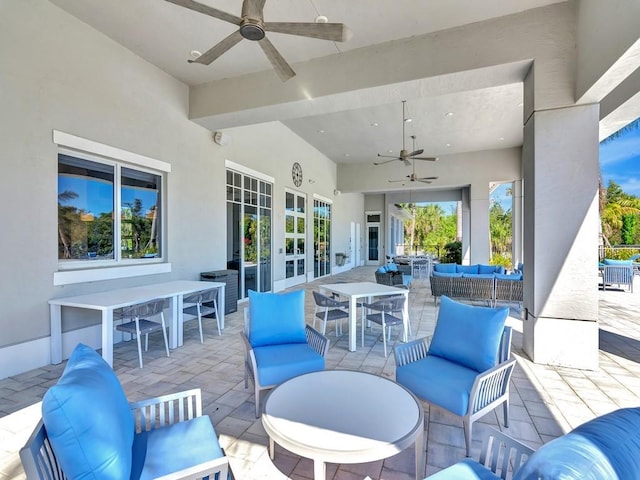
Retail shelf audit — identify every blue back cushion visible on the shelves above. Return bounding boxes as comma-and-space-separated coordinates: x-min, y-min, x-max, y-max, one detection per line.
603, 259, 632, 265
376, 266, 387, 273
434, 263, 457, 273
456, 264, 479, 274
386, 263, 399, 272
248, 289, 307, 347
514, 407, 640, 480
42, 344, 134, 480
429, 296, 508, 372
478, 264, 498, 274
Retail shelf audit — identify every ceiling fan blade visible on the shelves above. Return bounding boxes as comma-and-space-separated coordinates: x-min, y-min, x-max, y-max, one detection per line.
374, 155, 401, 165
408, 149, 424, 157
418, 179, 433, 184
388, 179, 406, 183
189, 30, 244, 65
165, 0, 242, 25
412, 157, 438, 161
258, 37, 296, 81
418, 176, 439, 181
242, 0, 266, 19
264, 22, 351, 42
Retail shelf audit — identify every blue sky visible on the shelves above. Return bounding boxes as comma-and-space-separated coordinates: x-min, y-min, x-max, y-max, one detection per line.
600, 119, 640, 196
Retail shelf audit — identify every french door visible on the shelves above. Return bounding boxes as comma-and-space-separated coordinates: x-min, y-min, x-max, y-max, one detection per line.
366, 211, 381, 265
284, 190, 306, 287
314, 199, 331, 278
226, 170, 272, 300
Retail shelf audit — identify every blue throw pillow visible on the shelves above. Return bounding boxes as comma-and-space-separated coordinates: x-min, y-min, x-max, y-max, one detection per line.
434, 263, 457, 273
429, 296, 508, 372
456, 264, 479, 274
248, 290, 307, 347
432, 271, 463, 278
514, 408, 640, 480
603, 259, 632, 265
386, 263, 399, 272
376, 266, 387, 273
42, 344, 134, 480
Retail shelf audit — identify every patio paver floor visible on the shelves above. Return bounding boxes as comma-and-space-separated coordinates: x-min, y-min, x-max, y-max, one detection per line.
2, 266, 640, 479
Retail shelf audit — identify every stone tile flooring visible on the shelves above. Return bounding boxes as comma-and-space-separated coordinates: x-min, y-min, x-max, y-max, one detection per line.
2, 267, 640, 479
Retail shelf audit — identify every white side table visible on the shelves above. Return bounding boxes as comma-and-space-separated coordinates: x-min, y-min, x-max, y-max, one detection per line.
262, 370, 424, 480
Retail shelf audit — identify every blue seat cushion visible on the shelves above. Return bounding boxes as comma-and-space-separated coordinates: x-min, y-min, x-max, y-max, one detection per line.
432, 271, 463, 278
514, 407, 640, 480
463, 273, 495, 279
254, 343, 325, 386
132, 416, 225, 480
402, 274, 412, 286
248, 290, 307, 347
396, 355, 478, 416
429, 296, 508, 372
496, 273, 522, 281
456, 264, 479, 274
603, 259, 632, 265
42, 344, 134, 480
426, 458, 501, 479
434, 263, 457, 273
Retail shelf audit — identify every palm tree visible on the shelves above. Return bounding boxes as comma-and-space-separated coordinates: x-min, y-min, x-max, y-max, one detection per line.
58, 190, 78, 259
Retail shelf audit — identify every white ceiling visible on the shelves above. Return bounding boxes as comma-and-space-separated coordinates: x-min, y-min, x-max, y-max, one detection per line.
49, 0, 565, 169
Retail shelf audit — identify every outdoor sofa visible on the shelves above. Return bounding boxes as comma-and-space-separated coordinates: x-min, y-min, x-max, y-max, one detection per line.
429, 263, 523, 306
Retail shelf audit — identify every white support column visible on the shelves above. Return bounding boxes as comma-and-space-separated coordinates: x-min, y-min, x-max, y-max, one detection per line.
469, 183, 491, 265
522, 103, 600, 370
460, 189, 471, 264
512, 179, 523, 269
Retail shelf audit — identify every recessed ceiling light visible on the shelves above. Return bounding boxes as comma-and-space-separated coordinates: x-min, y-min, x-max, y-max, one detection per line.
518, 102, 524, 107
404, 118, 412, 123
190, 50, 202, 59
445, 143, 452, 147
445, 112, 454, 117
388, 150, 394, 153
318, 129, 325, 134
315, 15, 328, 23
371, 122, 378, 127
499, 137, 505, 141
344, 153, 350, 157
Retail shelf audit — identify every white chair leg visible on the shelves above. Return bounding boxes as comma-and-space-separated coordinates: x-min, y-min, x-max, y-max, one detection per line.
381, 314, 388, 357
463, 417, 472, 457
313, 306, 319, 330
322, 312, 328, 335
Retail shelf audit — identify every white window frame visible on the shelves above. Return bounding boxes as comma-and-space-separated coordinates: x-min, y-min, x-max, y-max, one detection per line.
53, 130, 171, 285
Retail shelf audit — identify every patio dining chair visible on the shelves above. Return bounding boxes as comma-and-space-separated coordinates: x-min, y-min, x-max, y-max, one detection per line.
182, 288, 220, 342
312, 290, 349, 337
361, 295, 407, 357
115, 298, 170, 368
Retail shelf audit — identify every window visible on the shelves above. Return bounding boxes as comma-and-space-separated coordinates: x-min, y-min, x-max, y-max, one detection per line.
53, 131, 171, 285
58, 152, 163, 266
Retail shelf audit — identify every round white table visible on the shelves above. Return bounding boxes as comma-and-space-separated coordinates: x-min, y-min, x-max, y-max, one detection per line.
262, 370, 424, 480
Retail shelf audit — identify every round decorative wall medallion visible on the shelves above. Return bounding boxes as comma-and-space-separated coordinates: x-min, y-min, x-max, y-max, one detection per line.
292, 162, 303, 187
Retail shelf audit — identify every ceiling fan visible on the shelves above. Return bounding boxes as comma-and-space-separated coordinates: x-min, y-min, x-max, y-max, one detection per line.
388, 136, 438, 184
374, 100, 438, 166
165, 0, 351, 82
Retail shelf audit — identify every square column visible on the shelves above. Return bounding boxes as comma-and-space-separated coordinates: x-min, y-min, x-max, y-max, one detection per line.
522, 103, 600, 369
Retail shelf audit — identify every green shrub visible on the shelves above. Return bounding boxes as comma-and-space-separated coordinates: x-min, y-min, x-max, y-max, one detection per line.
490, 253, 512, 269
441, 241, 462, 264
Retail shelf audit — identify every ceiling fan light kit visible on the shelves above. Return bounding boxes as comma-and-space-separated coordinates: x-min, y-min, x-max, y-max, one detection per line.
165, 0, 350, 82
373, 100, 438, 166
388, 135, 438, 184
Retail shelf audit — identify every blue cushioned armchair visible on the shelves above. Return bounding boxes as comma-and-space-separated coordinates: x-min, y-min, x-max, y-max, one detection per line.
395, 296, 516, 457
242, 290, 330, 417
20, 344, 228, 480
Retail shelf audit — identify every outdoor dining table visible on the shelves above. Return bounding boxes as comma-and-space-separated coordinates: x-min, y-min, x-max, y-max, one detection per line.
319, 281, 410, 352
49, 280, 225, 367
